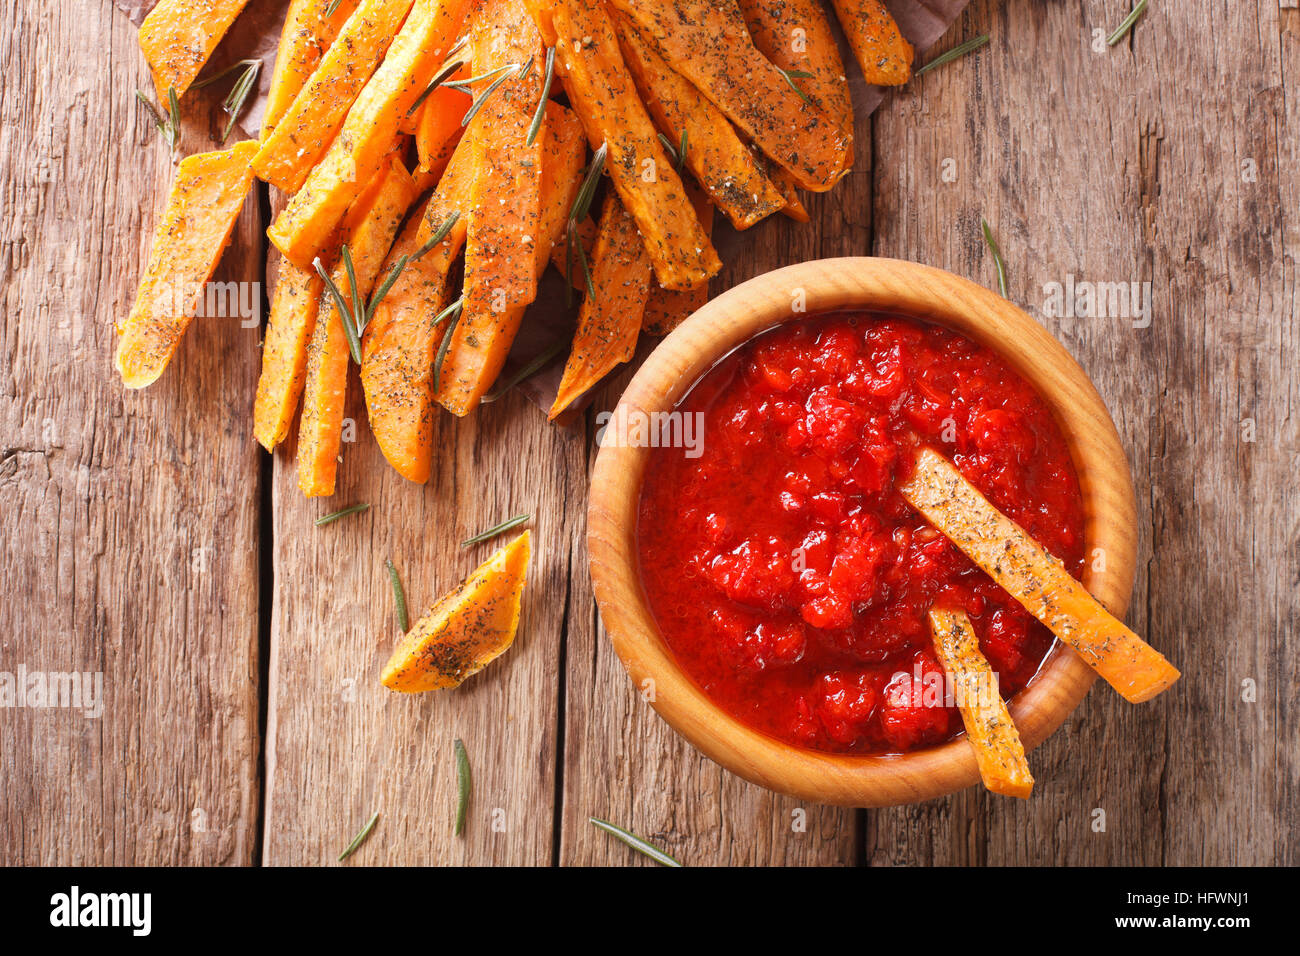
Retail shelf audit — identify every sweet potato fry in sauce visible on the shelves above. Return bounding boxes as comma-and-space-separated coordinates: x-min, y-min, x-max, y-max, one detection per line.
929, 607, 1035, 799
901, 448, 1180, 703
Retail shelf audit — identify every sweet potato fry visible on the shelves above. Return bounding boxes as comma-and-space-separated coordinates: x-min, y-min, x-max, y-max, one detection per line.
549, 191, 652, 419
606, 0, 851, 192
253, 0, 418, 193
268, 0, 470, 270
829, 0, 914, 86
138, 0, 252, 103
297, 157, 419, 497
438, 101, 587, 415
253, 249, 331, 450
737, 0, 854, 138
116, 140, 258, 389
415, 85, 470, 178
550, 0, 719, 291
766, 163, 811, 223
642, 184, 713, 335
614, 14, 785, 230
361, 139, 474, 482
929, 607, 1034, 799
901, 448, 1181, 703
260, 0, 361, 140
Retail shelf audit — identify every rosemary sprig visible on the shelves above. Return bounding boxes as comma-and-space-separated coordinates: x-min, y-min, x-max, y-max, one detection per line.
657, 129, 689, 173
1107, 0, 1149, 46
325, 0, 343, 17
454, 739, 471, 837
384, 558, 409, 633
315, 503, 370, 526
481, 339, 566, 404
193, 58, 261, 143
431, 297, 466, 392
408, 58, 467, 116
136, 87, 182, 151
337, 811, 379, 862
460, 56, 535, 128
525, 46, 556, 147
461, 514, 530, 548
777, 67, 814, 105
361, 211, 462, 328
915, 34, 990, 76
565, 143, 607, 304
313, 254, 363, 364
980, 217, 1008, 298
588, 818, 682, 867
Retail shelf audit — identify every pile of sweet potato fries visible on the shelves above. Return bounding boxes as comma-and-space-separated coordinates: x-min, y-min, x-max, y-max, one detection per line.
118, 0, 915, 496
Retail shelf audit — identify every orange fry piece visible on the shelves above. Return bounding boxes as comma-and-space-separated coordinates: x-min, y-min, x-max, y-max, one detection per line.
548, 0, 719, 291
901, 448, 1180, 703
297, 157, 419, 497
641, 184, 714, 335
253, 0, 418, 193
138, 0, 252, 103
438, 100, 587, 415
929, 607, 1034, 799
268, 0, 470, 269
361, 137, 474, 482
116, 140, 258, 389
549, 190, 652, 419
260, 0, 361, 140
829, 0, 914, 87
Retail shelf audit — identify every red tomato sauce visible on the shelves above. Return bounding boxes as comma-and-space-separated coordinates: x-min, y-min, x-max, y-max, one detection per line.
636, 313, 1086, 754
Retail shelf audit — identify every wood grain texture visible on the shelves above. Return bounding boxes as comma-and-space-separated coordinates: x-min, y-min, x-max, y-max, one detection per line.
868, 0, 1298, 865
3, 0, 1293, 867
0, 0, 262, 863
262, 377, 587, 865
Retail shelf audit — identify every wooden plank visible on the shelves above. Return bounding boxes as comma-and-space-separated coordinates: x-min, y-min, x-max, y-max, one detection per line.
262, 368, 585, 864
554, 29, 875, 867
0, 0, 263, 863
868, 0, 1298, 864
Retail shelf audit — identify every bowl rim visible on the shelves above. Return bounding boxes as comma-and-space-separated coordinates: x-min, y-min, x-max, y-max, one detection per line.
586, 257, 1138, 807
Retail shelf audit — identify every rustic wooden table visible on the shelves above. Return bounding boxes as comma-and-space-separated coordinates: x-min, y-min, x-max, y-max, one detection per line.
3, 0, 1295, 866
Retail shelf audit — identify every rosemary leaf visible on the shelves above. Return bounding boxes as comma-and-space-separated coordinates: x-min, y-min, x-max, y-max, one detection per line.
325, 0, 343, 17
454, 739, 471, 837
677, 129, 688, 173
575, 238, 596, 301
526, 46, 556, 147
384, 558, 409, 633
980, 217, 1008, 298
135, 89, 179, 151
340, 245, 365, 364
192, 57, 259, 90
461, 514, 530, 548
315, 503, 370, 526
1107, 0, 1149, 46
408, 58, 466, 116
364, 254, 410, 329
417, 210, 461, 258
460, 68, 515, 127
777, 67, 813, 105
220, 59, 260, 143
570, 143, 607, 226
481, 340, 567, 404
589, 818, 682, 867
337, 811, 379, 862
915, 34, 990, 76
657, 132, 679, 167
432, 299, 465, 392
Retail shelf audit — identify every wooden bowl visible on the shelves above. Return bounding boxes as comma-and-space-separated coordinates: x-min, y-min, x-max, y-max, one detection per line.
587, 258, 1137, 806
